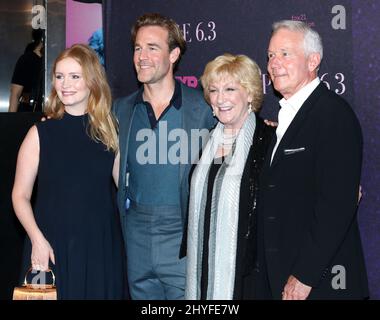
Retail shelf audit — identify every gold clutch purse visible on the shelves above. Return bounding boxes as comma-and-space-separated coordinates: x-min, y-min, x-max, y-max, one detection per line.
13, 268, 57, 300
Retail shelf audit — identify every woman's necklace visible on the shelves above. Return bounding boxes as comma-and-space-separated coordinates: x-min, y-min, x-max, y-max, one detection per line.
221, 131, 238, 147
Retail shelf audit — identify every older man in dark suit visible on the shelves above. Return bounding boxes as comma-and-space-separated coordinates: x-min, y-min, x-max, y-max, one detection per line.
256, 20, 369, 300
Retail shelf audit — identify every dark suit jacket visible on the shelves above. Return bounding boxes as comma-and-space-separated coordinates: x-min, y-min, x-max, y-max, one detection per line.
113, 82, 215, 241
258, 83, 369, 299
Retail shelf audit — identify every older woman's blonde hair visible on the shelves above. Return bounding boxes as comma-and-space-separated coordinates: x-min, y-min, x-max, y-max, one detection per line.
44, 44, 118, 152
200, 53, 263, 112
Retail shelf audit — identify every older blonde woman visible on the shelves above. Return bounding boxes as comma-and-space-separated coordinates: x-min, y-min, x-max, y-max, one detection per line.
185, 54, 274, 300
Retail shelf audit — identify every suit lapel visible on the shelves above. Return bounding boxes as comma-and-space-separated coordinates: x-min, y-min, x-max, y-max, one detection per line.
119, 101, 137, 188
270, 83, 326, 169
264, 132, 277, 170
179, 84, 196, 184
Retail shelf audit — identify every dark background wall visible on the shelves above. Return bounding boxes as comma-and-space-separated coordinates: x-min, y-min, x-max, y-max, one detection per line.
104, 0, 380, 299
352, 1, 380, 298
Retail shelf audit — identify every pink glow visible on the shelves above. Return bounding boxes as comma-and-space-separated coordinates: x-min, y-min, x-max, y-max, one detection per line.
66, 0, 102, 48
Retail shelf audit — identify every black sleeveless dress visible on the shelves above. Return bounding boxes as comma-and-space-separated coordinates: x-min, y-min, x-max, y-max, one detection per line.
21, 112, 127, 299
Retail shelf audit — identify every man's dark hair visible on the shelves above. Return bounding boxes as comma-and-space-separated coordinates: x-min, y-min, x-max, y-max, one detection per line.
131, 13, 186, 67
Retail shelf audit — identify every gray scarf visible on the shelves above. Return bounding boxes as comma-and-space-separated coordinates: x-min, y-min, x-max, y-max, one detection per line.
185, 113, 256, 299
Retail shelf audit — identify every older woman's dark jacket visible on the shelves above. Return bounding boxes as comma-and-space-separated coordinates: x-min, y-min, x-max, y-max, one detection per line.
233, 116, 274, 299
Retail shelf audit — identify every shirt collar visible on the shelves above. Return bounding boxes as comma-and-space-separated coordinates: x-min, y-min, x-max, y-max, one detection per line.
134, 79, 182, 110
279, 77, 320, 113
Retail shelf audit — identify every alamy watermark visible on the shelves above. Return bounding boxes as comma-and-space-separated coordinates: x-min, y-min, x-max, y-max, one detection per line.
331, 5, 346, 30
132, 121, 251, 166
331, 264, 346, 290
134, 122, 211, 165
31, 5, 46, 30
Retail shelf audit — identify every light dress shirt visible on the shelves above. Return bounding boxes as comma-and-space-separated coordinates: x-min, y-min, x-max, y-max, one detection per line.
271, 77, 321, 164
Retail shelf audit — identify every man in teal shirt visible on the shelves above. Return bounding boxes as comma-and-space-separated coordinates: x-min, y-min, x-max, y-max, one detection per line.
113, 13, 215, 299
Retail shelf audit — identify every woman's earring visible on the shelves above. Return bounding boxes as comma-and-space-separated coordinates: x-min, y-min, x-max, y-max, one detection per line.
212, 109, 216, 117
247, 103, 252, 114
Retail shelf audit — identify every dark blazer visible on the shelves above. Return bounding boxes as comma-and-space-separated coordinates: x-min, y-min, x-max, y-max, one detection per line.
233, 116, 274, 299
113, 82, 215, 241
258, 82, 369, 299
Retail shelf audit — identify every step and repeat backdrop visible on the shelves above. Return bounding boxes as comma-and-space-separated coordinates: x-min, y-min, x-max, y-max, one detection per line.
103, 0, 379, 299
105, 0, 353, 123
